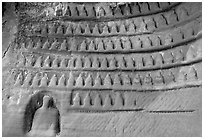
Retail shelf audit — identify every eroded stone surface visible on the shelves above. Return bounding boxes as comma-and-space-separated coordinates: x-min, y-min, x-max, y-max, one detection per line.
2, 2, 202, 137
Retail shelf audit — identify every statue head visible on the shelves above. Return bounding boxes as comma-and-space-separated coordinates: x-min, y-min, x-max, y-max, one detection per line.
42, 95, 56, 109
42, 95, 50, 108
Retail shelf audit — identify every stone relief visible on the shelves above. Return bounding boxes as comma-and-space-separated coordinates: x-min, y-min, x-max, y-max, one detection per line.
2, 2, 202, 137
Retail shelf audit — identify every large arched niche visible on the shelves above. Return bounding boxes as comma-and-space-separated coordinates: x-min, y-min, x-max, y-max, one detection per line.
23, 90, 61, 136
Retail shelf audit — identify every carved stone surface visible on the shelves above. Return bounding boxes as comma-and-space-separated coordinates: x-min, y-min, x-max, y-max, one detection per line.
2, 2, 202, 137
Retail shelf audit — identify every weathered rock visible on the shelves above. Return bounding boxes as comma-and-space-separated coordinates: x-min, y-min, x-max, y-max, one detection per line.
2, 2, 202, 137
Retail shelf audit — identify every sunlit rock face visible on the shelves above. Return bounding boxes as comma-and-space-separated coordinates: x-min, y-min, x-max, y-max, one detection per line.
2, 2, 202, 137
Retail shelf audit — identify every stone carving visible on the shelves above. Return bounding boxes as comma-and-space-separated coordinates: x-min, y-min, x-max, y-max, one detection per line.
28, 95, 60, 136
2, 2, 202, 137
22, 91, 60, 136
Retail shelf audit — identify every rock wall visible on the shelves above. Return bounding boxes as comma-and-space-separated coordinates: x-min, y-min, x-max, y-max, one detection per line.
2, 2, 202, 137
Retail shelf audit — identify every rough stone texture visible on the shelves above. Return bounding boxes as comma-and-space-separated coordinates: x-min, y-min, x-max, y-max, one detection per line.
2, 2, 202, 137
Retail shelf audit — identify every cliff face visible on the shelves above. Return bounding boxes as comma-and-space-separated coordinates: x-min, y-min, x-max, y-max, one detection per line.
2, 2, 202, 137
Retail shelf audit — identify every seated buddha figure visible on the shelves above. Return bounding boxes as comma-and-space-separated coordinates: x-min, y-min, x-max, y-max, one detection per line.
29, 95, 60, 137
